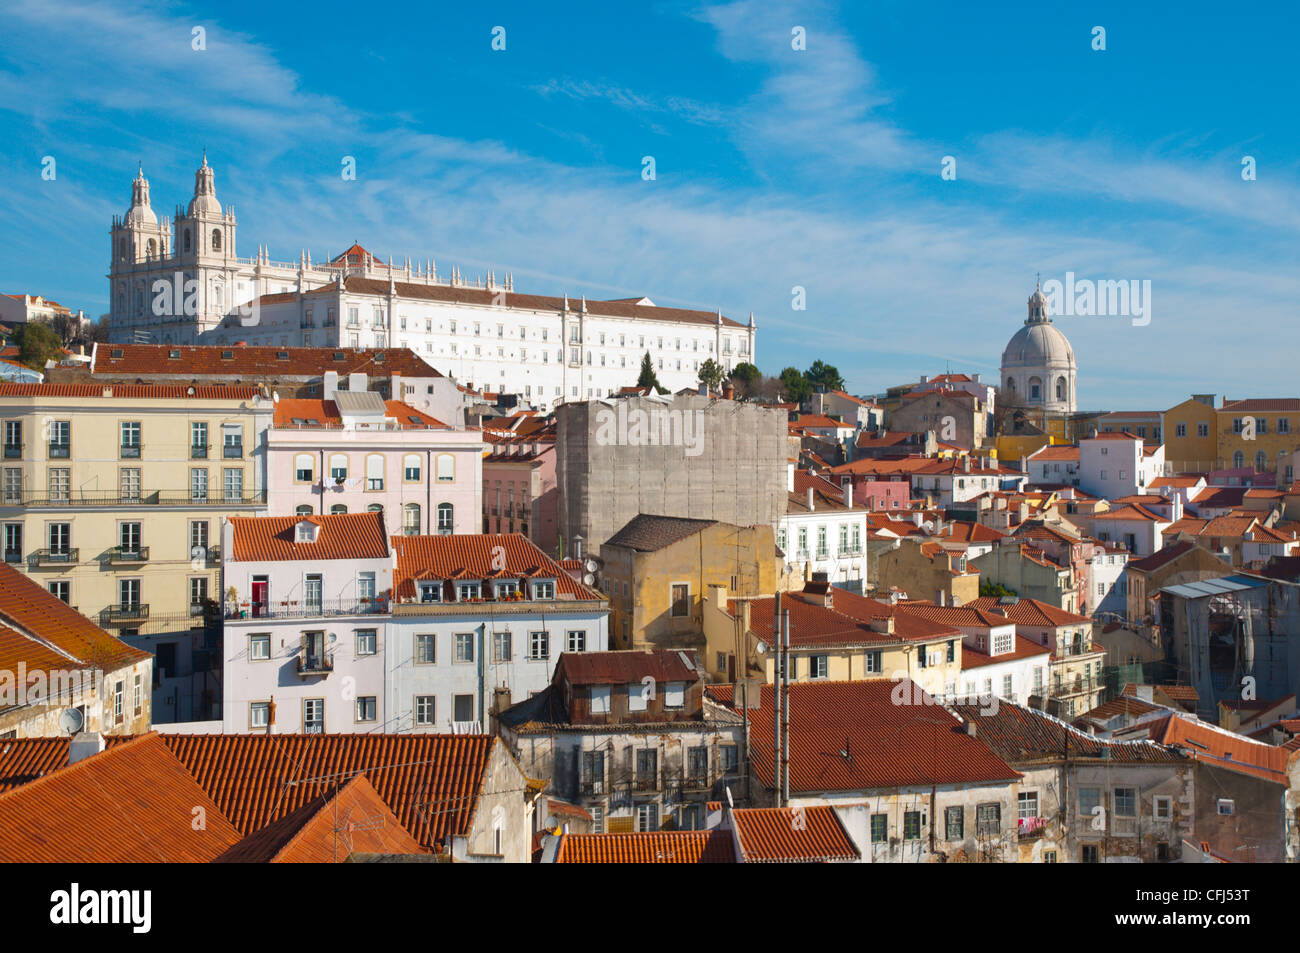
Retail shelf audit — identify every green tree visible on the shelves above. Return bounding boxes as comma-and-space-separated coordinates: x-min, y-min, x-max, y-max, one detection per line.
779, 366, 812, 404
729, 362, 760, 385
636, 351, 666, 394
806, 359, 846, 393
979, 581, 1018, 599
14, 321, 63, 370
697, 358, 725, 392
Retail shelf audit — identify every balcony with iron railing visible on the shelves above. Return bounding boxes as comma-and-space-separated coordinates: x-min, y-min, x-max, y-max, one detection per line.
34, 548, 78, 567
120, 444, 141, 459
48, 443, 70, 459
101, 603, 149, 625
223, 443, 244, 459
1017, 815, 1049, 840
3, 444, 21, 459
11, 490, 266, 507
296, 652, 334, 676
224, 597, 390, 620
191, 443, 209, 459
106, 545, 149, 565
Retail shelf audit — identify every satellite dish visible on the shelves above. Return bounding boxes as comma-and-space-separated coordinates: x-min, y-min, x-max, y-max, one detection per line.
272, 391, 280, 403
583, 573, 596, 586
328, 632, 337, 643
584, 559, 599, 573
755, 641, 769, 655
58, 708, 84, 735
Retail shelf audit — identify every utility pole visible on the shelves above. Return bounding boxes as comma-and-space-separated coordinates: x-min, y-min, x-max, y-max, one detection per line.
773, 592, 782, 809
781, 607, 791, 807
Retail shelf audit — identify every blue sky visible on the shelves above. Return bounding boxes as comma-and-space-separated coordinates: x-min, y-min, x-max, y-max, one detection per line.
1, 0, 1297, 408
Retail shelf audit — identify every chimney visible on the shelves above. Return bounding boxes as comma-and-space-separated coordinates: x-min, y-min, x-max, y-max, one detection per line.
963, 456, 971, 473
788, 461, 795, 493
723, 382, 734, 400
869, 615, 895, 635
843, 482, 852, 508
349, 371, 367, 392
69, 731, 104, 766
323, 370, 339, 396
807, 486, 815, 511
965, 721, 977, 737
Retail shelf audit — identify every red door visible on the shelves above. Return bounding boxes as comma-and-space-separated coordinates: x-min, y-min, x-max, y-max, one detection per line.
251, 579, 268, 618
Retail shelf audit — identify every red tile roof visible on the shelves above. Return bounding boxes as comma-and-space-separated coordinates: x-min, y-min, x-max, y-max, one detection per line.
0, 734, 243, 862
731, 806, 860, 862
0, 382, 261, 400
1143, 715, 1292, 783
553, 830, 735, 863
736, 590, 959, 648
967, 596, 1091, 627
556, 649, 698, 685
272, 397, 447, 429
230, 512, 390, 563
959, 634, 1053, 670
159, 733, 499, 852
0, 736, 75, 794
214, 774, 427, 862
0, 563, 150, 671
708, 680, 1020, 792
391, 533, 600, 602
91, 343, 441, 380
341, 276, 748, 328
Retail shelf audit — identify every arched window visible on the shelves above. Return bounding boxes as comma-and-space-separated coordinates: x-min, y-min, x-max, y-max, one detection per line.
1255, 451, 1267, 472
1055, 376, 1067, 401
1005, 377, 1016, 394
183, 229, 191, 253
365, 454, 385, 491
295, 504, 313, 516
403, 453, 422, 482
436, 453, 455, 482
366, 503, 384, 514
403, 503, 421, 535
436, 502, 454, 533
329, 504, 348, 515
119, 238, 127, 260
146, 238, 156, 258
294, 453, 315, 483
1028, 376, 1043, 402
211, 228, 222, 252
329, 453, 348, 482
1233, 451, 1245, 469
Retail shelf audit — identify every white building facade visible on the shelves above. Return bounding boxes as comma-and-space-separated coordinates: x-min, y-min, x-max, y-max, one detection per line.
109, 160, 758, 409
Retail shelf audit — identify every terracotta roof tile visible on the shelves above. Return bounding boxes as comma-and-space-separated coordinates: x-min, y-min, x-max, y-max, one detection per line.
731, 806, 860, 862
214, 774, 427, 862
391, 533, 599, 602
604, 514, 717, 552
0, 737, 74, 794
230, 511, 390, 562
708, 680, 1020, 792
91, 343, 441, 380
159, 733, 498, 852
556, 649, 698, 685
952, 701, 1185, 763
967, 596, 1091, 626
553, 830, 735, 863
0, 734, 243, 862
0, 382, 260, 400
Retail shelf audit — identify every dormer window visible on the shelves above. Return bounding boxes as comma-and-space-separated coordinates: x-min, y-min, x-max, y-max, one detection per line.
457, 582, 481, 602
532, 580, 556, 600
418, 582, 442, 603
295, 521, 319, 543
494, 580, 518, 599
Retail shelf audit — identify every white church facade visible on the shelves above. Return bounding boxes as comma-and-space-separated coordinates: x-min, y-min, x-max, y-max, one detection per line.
108, 158, 757, 410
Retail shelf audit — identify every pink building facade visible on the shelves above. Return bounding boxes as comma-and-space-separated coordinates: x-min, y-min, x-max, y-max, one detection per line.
267, 396, 483, 538
482, 439, 559, 556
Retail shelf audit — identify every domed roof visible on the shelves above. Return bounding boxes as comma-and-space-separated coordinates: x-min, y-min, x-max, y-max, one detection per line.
1001, 285, 1076, 370
125, 165, 157, 226
1001, 320, 1076, 370
187, 154, 221, 217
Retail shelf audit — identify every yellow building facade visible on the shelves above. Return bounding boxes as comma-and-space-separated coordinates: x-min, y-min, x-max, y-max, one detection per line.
0, 384, 271, 643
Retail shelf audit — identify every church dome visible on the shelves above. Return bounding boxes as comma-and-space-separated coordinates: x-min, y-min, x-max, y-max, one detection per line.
999, 283, 1078, 412
1001, 320, 1075, 370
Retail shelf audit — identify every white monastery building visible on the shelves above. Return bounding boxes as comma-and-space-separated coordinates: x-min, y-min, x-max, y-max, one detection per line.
109, 158, 758, 411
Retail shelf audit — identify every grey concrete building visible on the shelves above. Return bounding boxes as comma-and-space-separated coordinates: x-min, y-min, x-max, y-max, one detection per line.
555, 395, 787, 558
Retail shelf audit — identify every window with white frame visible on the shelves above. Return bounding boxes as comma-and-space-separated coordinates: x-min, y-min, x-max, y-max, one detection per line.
529, 631, 549, 660
414, 695, 435, 726
590, 685, 611, 714
567, 630, 586, 652
415, 634, 436, 664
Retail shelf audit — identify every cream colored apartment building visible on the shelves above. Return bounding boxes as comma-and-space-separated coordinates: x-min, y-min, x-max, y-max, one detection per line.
0, 384, 270, 664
